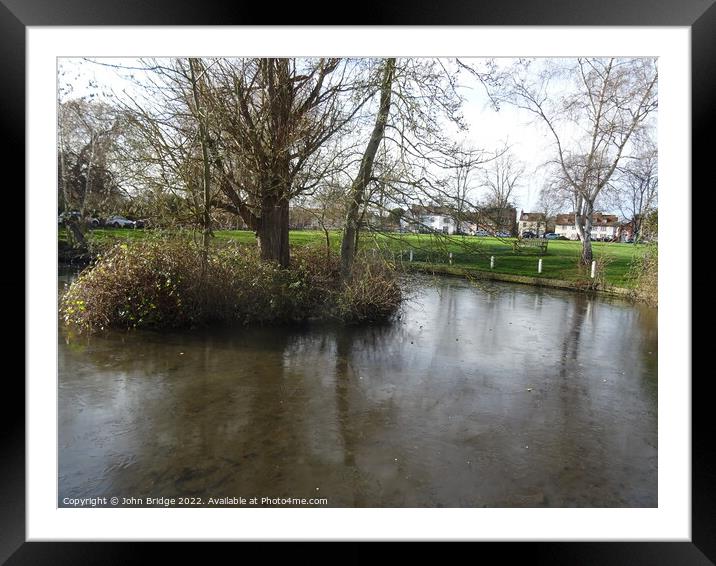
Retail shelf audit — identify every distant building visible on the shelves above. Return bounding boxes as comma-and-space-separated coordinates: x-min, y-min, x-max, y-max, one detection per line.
555, 212, 620, 241
518, 211, 547, 236
617, 214, 652, 242
401, 205, 458, 234
399, 204, 517, 236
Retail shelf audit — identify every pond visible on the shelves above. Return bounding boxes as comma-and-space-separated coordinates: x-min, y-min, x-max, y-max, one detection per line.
58, 272, 657, 507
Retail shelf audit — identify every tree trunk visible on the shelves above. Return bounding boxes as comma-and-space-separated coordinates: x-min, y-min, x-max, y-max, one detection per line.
633, 216, 642, 244
321, 220, 331, 260
189, 58, 213, 254
58, 125, 87, 250
581, 229, 593, 264
577, 203, 594, 265
257, 195, 290, 268
80, 134, 95, 218
66, 217, 87, 250
58, 140, 71, 214
340, 58, 395, 283
254, 59, 293, 268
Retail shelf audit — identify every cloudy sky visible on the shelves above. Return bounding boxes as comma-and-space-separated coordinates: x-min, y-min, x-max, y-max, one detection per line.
456, 64, 555, 212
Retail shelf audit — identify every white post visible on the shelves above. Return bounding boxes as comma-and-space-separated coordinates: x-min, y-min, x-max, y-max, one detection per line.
538, 258, 542, 274
409, 249, 413, 262
449, 252, 453, 265
490, 256, 495, 269
591, 260, 596, 278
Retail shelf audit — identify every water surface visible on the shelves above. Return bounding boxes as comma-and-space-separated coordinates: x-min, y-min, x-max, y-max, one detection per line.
58, 274, 657, 507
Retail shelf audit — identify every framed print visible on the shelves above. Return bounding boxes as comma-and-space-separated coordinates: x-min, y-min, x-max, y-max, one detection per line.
7, 0, 709, 563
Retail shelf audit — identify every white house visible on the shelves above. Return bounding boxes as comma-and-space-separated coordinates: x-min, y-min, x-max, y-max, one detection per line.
554, 212, 620, 241
401, 206, 458, 234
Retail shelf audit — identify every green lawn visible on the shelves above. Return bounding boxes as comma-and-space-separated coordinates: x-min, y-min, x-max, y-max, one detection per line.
61, 227, 647, 288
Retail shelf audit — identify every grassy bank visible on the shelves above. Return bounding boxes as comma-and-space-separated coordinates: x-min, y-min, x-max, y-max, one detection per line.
60, 227, 648, 289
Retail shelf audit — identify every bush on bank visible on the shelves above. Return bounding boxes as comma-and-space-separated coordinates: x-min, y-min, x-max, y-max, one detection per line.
60, 238, 402, 332
628, 243, 658, 306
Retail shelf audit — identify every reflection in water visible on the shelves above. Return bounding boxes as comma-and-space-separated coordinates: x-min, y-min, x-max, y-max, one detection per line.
58, 275, 657, 507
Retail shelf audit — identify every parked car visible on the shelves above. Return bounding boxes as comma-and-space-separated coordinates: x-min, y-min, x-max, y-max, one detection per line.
521, 230, 537, 239
475, 229, 489, 237
543, 232, 559, 240
59, 211, 99, 227
106, 215, 136, 228
496, 231, 512, 238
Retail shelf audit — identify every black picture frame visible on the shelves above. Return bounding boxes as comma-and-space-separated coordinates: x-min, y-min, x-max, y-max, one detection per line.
7, 1, 707, 563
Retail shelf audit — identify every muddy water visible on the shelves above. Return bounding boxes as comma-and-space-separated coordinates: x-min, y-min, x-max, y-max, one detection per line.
58, 274, 657, 507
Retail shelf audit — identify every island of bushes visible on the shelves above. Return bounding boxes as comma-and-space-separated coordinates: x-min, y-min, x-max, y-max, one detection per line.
61, 237, 403, 332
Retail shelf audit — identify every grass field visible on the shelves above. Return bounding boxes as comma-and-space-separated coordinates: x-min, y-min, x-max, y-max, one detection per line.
61, 227, 648, 288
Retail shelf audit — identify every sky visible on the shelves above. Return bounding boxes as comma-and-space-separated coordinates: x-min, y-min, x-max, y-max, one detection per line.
456, 73, 554, 212
57, 57, 629, 214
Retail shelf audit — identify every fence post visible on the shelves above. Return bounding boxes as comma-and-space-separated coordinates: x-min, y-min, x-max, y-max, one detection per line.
409, 249, 413, 262
449, 252, 453, 265
490, 256, 495, 269
590, 260, 596, 279
538, 258, 543, 274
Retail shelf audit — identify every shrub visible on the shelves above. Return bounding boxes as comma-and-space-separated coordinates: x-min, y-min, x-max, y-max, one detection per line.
335, 256, 403, 323
628, 243, 658, 306
62, 238, 213, 330
60, 238, 402, 332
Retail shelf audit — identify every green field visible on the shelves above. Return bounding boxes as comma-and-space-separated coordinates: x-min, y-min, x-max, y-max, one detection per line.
61, 227, 647, 288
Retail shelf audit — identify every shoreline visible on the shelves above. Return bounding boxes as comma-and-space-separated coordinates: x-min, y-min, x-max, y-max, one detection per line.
58, 247, 636, 300
406, 263, 634, 298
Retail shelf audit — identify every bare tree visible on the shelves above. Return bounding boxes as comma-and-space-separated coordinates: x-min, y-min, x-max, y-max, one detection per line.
482, 150, 524, 210
340, 58, 395, 282
208, 58, 369, 267
335, 57, 480, 279
605, 144, 658, 242
446, 143, 490, 234
294, 179, 346, 258
500, 58, 658, 264
535, 180, 569, 236
187, 58, 214, 252
58, 99, 126, 248
345, 59, 474, 245
119, 58, 221, 242
69, 57, 495, 272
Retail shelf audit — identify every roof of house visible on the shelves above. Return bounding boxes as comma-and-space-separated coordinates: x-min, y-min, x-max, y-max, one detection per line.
555, 212, 619, 226
519, 212, 546, 222
554, 213, 574, 226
